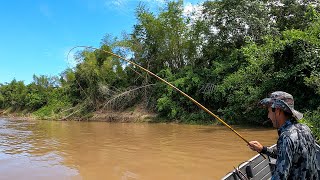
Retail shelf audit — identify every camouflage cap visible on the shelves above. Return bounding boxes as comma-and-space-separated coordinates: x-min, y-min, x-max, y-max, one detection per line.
259, 91, 303, 120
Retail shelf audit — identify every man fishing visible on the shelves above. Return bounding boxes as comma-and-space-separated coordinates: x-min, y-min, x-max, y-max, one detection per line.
248, 91, 319, 179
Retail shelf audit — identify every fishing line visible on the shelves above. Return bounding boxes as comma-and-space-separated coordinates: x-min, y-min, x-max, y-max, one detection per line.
67, 45, 266, 158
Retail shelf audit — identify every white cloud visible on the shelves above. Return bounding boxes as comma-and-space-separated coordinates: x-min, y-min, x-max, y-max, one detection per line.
152, 0, 166, 4
104, 0, 206, 19
110, 0, 127, 7
183, 2, 203, 17
104, 0, 131, 16
183, 2, 204, 26
105, 0, 167, 14
183, 2, 194, 15
39, 4, 53, 18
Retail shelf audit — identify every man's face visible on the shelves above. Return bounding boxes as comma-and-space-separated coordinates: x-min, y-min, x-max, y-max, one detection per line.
267, 107, 278, 128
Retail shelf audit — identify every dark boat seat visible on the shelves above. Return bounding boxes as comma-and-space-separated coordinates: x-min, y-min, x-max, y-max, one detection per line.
223, 154, 272, 180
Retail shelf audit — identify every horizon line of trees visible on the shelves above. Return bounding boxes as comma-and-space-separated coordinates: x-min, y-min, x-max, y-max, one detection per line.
0, 0, 319, 141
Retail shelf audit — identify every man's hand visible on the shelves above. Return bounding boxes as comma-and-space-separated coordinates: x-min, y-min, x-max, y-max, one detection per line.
248, 141, 264, 153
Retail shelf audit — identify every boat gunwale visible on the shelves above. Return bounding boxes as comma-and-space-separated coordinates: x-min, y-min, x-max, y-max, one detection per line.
222, 143, 320, 179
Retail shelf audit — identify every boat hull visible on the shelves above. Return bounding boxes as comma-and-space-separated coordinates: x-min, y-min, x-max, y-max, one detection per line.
222, 143, 320, 180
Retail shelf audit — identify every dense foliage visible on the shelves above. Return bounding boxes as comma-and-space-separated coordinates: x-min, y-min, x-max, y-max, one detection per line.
0, 0, 319, 141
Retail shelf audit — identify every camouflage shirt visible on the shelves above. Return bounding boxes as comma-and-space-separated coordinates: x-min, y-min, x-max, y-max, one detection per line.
263, 120, 319, 180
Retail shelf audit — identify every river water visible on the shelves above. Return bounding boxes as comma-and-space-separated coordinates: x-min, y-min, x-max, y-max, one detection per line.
0, 118, 278, 180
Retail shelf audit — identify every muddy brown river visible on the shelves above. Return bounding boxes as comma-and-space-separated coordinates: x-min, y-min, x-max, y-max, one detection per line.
0, 118, 278, 179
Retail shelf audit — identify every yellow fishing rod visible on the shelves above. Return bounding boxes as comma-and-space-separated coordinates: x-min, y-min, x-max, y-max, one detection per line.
69, 46, 265, 158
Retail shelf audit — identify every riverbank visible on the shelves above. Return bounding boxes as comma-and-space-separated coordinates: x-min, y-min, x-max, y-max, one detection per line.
89, 105, 157, 123
0, 104, 157, 122
0, 109, 36, 121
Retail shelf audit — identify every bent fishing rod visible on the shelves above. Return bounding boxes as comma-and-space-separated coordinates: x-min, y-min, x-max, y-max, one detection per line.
69, 46, 265, 158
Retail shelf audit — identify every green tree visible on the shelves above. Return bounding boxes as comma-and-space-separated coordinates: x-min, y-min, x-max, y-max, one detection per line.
0, 80, 28, 110
212, 18, 320, 124
269, 0, 320, 31
200, 0, 277, 49
131, 0, 193, 73
0, 90, 4, 109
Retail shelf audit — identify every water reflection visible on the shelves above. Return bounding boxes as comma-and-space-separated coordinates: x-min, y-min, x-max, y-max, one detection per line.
0, 118, 278, 179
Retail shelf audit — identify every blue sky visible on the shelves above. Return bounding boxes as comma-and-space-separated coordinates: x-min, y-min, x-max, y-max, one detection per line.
0, 0, 203, 85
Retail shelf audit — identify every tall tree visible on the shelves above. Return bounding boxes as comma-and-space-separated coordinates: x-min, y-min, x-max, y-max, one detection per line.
269, 0, 320, 31
201, 0, 277, 49
131, 0, 193, 73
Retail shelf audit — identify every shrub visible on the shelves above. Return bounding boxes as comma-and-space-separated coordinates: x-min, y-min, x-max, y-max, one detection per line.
300, 110, 320, 143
